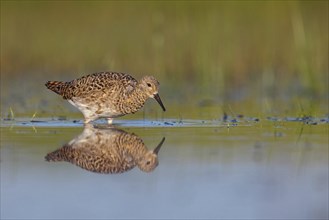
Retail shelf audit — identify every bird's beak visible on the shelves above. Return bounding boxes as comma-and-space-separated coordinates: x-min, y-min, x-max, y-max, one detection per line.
154, 93, 166, 111
153, 137, 165, 154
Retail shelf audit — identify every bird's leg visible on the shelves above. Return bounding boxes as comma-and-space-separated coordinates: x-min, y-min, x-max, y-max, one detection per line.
107, 118, 113, 124
84, 119, 92, 124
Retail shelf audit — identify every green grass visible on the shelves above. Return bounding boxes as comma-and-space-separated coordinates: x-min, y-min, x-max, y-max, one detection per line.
1, 1, 328, 116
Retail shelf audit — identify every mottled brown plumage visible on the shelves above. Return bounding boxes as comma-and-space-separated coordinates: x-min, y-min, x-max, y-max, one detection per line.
45, 71, 166, 124
45, 124, 165, 174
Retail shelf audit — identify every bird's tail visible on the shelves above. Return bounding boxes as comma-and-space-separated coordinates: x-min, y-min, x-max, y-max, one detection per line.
45, 146, 71, 162
45, 81, 66, 97
45, 149, 64, 162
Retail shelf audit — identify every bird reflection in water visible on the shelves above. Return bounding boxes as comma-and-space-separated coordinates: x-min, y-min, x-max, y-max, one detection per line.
45, 124, 165, 174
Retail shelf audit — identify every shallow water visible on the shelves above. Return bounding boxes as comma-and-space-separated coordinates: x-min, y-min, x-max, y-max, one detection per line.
1, 119, 328, 219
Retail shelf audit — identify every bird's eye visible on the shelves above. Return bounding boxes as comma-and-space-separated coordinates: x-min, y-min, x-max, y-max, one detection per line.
147, 83, 152, 87
146, 161, 151, 165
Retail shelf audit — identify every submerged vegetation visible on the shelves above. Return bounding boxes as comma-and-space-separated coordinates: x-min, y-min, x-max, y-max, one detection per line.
1, 1, 328, 118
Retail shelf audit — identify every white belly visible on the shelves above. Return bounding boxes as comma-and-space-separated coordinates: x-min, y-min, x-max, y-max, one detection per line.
68, 99, 122, 119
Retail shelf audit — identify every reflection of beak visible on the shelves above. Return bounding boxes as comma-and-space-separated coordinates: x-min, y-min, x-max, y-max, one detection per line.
153, 137, 165, 155
154, 93, 166, 112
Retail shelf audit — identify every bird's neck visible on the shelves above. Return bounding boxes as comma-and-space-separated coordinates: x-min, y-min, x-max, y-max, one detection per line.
121, 86, 149, 114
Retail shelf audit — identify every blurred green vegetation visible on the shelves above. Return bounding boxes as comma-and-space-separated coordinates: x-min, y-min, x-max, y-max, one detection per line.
1, 1, 328, 118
